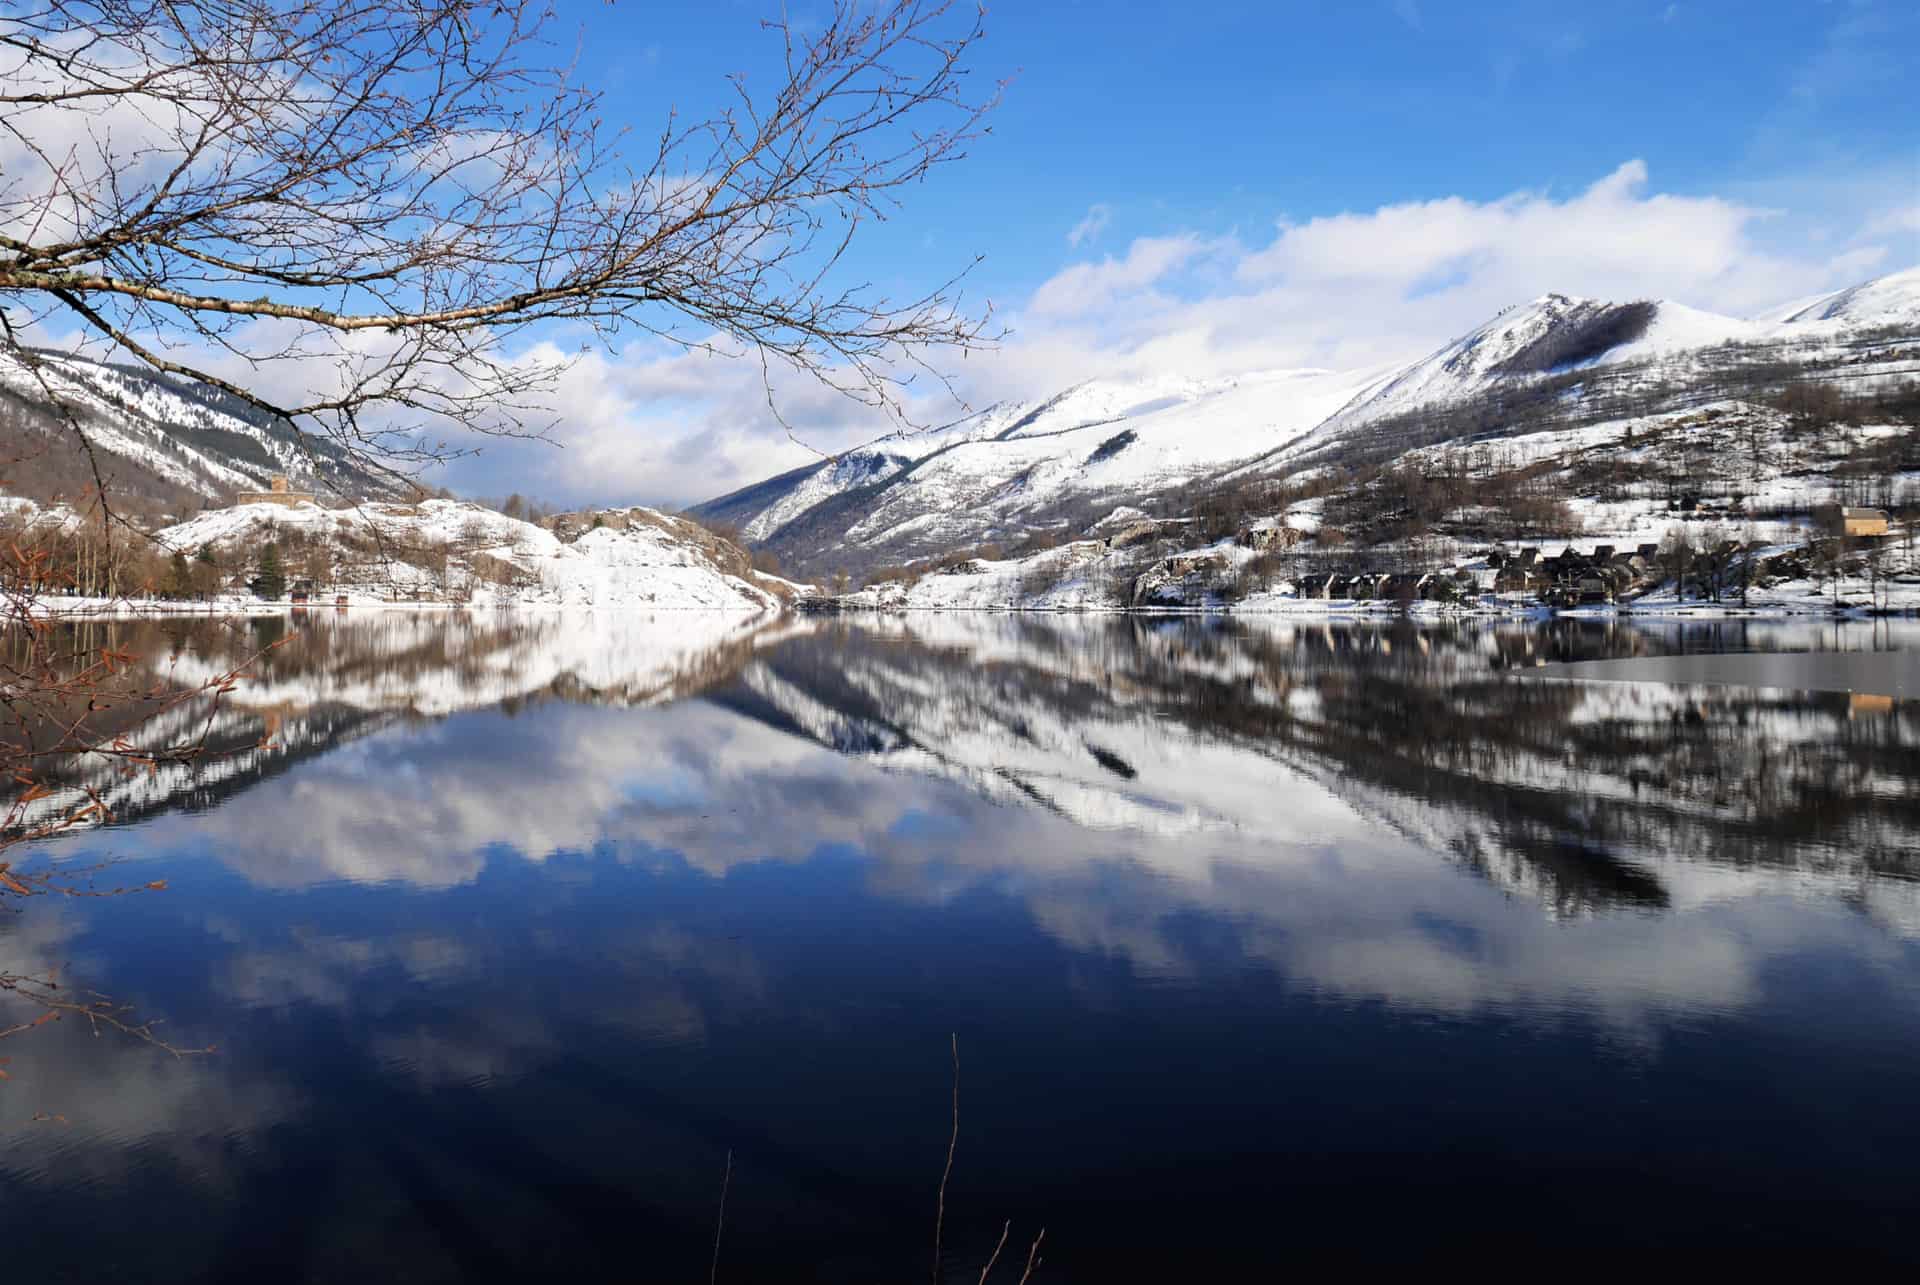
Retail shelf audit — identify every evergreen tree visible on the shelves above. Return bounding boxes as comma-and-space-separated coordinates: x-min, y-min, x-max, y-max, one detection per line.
165, 551, 192, 600
191, 543, 221, 599
255, 543, 287, 600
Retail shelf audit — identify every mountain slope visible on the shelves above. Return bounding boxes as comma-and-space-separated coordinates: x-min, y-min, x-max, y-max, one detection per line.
692, 266, 1920, 578
147, 498, 798, 611
0, 346, 405, 506
1755, 271, 1920, 326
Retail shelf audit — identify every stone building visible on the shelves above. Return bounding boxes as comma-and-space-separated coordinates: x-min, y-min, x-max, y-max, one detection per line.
236, 474, 315, 507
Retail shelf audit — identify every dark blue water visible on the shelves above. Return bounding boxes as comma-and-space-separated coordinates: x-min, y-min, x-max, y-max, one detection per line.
4, 611, 1920, 1279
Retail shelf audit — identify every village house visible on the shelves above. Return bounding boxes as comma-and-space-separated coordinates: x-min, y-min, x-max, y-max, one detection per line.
1844, 507, 1890, 538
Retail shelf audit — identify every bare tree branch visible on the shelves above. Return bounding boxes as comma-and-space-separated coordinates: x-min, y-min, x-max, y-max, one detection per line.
0, 0, 1002, 466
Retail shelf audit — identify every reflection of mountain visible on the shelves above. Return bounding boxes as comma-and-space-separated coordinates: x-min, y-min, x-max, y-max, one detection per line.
20, 611, 1920, 926
15, 625, 1920, 1280
164, 610, 793, 716
718, 615, 1920, 919
11, 610, 790, 840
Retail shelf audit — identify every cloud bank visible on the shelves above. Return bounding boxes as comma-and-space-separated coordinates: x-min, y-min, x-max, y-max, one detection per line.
13, 157, 1906, 512
429, 159, 1911, 510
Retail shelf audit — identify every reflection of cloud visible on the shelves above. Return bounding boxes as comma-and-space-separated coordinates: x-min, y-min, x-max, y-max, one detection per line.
209, 911, 775, 1097
1, 905, 297, 1188
135, 698, 897, 888
219, 929, 474, 1010
68, 611, 1920, 1045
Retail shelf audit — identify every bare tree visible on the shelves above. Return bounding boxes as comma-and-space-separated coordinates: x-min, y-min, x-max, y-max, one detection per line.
0, 0, 1000, 478
4, 1, 997, 1065
1658, 524, 1697, 602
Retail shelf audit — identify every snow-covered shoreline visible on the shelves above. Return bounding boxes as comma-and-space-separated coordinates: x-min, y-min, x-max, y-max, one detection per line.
23, 594, 789, 620
5, 495, 802, 616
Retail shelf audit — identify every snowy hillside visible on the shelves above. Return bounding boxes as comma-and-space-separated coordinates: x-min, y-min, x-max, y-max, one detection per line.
694, 266, 1920, 577
697, 365, 1382, 571
1756, 270, 1920, 326
143, 497, 798, 612
0, 346, 400, 503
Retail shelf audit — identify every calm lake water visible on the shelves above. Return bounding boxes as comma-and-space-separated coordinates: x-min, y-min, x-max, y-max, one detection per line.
4, 610, 1920, 1279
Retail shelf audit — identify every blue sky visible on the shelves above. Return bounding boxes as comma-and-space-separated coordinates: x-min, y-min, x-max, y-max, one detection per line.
545, 0, 1915, 305
21, 0, 1833, 507
7, 2, 1912, 505
450, 0, 1915, 507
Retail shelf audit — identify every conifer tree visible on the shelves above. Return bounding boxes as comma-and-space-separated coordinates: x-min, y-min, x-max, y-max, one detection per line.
190, 543, 220, 599
165, 551, 191, 600
255, 544, 286, 600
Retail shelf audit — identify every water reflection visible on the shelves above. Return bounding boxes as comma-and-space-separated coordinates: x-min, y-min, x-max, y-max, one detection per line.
4, 610, 1920, 1277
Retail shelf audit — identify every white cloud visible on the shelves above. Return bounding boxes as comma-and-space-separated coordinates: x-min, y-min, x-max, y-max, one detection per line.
435, 159, 1912, 507
1066, 201, 1112, 248
12, 150, 1908, 513
1826, 244, 1888, 280
1864, 204, 1920, 240
1027, 232, 1221, 318
981, 159, 1900, 396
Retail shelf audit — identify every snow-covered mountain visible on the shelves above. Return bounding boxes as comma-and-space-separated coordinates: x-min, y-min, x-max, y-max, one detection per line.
0, 345, 403, 504
692, 267, 1920, 577
145, 496, 801, 611
1755, 271, 1920, 326
0, 489, 802, 611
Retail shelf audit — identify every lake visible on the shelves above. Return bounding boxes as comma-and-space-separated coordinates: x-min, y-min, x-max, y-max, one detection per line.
3, 610, 1919, 1279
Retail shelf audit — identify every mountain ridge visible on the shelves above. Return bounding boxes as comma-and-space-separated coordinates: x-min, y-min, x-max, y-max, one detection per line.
690, 266, 1920, 579
0, 345, 410, 508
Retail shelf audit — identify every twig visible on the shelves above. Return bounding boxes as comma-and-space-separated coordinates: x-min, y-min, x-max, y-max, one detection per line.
976, 1219, 1010, 1284
709, 1147, 732, 1285
1016, 1229, 1045, 1284
0, 970, 214, 1056
933, 1031, 958, 1285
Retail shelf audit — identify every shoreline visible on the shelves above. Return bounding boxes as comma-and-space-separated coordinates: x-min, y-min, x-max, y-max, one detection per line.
21, 593, 1920, 623
17, 596, 791, 620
